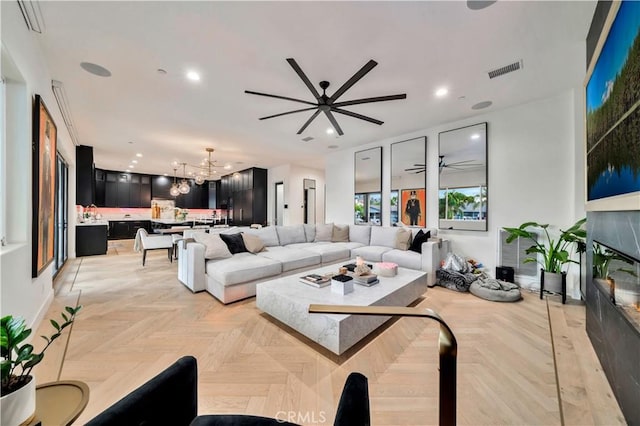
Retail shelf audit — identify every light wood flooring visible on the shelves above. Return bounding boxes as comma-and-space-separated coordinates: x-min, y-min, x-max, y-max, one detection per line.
34, 240, 626, 425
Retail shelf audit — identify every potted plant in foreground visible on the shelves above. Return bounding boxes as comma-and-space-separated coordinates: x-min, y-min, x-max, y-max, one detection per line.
1, 305, 82, 425
502, 218, 586, 294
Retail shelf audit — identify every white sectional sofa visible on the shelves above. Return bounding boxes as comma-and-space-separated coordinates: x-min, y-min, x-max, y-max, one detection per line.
177, 224, 449, 304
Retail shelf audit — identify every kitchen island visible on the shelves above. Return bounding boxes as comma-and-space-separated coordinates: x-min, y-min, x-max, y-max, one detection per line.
76, 221, 108, 256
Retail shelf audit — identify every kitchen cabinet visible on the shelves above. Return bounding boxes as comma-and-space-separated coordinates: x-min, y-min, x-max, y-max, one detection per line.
76, 224, 108, 256
95, 169, 106, 207
227, 167, 267, 226
76, 145, 95, 206
99, 170, 151, 207
108, 220, 151, 240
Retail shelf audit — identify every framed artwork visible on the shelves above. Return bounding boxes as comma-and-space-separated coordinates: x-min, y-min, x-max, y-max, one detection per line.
400, 188, 425, 227
32, 95, 57, 277
585, 0, 640, 211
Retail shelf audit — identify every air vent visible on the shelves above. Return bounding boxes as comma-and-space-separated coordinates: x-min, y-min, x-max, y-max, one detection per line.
301, 136, 314, 142
488, 60, 523, 79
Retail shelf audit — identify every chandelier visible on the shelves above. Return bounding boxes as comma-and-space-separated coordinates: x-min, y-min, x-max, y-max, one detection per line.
169, 163, 191, 196
192, 148, 224, 185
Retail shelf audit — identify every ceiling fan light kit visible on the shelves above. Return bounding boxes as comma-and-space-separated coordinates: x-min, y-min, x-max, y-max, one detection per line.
246, 58, 406, 136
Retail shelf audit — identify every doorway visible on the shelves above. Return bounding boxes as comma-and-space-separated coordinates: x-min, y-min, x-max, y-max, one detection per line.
53, 152, 68, 276
274, 182, 284, 226
303, 178, 316, 224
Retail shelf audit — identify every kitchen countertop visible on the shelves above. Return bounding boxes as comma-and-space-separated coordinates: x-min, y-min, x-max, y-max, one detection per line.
151, 219, 214, 225
76, 220, 109, 227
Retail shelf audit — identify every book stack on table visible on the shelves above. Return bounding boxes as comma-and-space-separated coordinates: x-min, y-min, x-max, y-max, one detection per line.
353, 273, 379, 287
299, 273, 331, 288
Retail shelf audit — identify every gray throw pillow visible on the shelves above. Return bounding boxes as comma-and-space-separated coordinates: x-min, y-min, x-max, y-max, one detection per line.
332, 224, 350, 242
242, 233, 265, 253
193, 233, 232, 260
315, 223, 334, 242
276, 225, 306, 245
395, 228, 412, 250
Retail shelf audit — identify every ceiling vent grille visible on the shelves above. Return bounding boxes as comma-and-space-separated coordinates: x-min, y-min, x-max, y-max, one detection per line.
301, 136, 314, 142
488, 60, 523, 79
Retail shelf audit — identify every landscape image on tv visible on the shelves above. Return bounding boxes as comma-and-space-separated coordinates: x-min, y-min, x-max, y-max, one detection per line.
586, 0, 640, 201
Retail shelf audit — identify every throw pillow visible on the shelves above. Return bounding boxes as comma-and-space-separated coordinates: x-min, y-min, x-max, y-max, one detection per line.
315, 223, 334, 242
219, 233, 248, 254
409, 229, 431, 253
395, 228, 412, 251
242, 233, 265, 253
332, 224, 350, 242
193, 233, 232, 260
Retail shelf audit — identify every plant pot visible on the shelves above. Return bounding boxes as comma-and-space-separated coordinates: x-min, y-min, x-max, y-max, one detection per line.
542, 271, 563, 294
1, 376, 36, 426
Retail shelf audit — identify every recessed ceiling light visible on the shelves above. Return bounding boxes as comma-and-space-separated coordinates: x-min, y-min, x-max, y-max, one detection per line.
125, 169, 131, 172
471, 134, 480, 140
132, 160, 138, 164
435, 87, 448, 98
472, 101, 493, 110
326, 128, 334, 135
80, 62, 112, 77
136, 153, 143, 157
224, 164, 232, 170
128, 165, 134, 169
186, 71, 200, 81
163, 173, 168, 176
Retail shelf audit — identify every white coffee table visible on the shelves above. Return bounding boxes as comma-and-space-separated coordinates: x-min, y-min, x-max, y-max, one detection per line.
256, 263, 428, 355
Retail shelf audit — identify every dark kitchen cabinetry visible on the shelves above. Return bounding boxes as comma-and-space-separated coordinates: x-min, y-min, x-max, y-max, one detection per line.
152, 176, 209, 209
222, 167, 267, 226
76, 145, 95, 206
98, 169, 151, 208
76, 225, 108, 256
108, 220, 151, 240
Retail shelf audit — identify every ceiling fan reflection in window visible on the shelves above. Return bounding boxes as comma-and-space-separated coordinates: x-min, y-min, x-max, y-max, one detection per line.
404, 156, 482, 174
245, 58, 406, 136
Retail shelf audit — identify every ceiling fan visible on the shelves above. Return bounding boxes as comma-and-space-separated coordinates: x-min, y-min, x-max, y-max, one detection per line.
245, 58, 406, 136
403, 156, 482, 174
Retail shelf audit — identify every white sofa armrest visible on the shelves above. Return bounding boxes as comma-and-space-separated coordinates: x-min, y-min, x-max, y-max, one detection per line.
178, 240, 206, 292
421, 239, 450, 287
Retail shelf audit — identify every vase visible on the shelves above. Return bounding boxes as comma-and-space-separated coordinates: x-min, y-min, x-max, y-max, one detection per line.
1, 376, 36, 426
542, 271, 563, 294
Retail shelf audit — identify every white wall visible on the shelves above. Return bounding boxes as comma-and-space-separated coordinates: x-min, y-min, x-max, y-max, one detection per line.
267, 164, 325, 225
1, 1, 77, 326
326, 90, 586, 298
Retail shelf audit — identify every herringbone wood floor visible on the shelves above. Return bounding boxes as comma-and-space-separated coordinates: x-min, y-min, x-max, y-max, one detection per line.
35, 240, 625, 425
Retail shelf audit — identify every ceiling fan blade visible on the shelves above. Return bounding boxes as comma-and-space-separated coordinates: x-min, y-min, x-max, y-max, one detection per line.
329, 60, 377, 102
323, 110, 344, 136
332, 107, 383, 125
260, 107, 318, 120
245, 90, 317, 106
332, 93, 407, 108
412, 163, 426, 166
286, 58, 321, 100
297, 110, 321, 134
404, 167, 424, 171
446, 159, 477, 165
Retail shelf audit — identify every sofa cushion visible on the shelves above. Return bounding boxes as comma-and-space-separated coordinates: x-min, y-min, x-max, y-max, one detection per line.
315, 223, 334, 242
382, 249, 422, 270
409, 229, 431, 253
206, 253, 282, 286
243, 226, 279, 247
219, 233, 248, 254
193, 233, 232, 260
257, 246, 321, 272
351, 245, 394, 262
369, 227, 400, 249
242, 233, 265, 253
332, 224, 350, 242
395, 228, 412, 250
276, 225, 307, 246
303, 224, 316, 242
287, 242, 350, 264
349, 225, 371, 245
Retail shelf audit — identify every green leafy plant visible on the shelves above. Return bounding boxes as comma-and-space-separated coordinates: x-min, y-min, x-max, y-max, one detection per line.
502, 218, 586, 273
592, 243, 637, 279
1, 305, 82, 395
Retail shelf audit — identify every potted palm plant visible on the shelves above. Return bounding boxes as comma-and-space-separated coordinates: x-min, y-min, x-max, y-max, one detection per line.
1, 305, 82, 425
502, 218, 586, 294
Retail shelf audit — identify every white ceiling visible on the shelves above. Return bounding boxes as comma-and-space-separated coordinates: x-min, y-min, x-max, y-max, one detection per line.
34, 1, 596, 179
